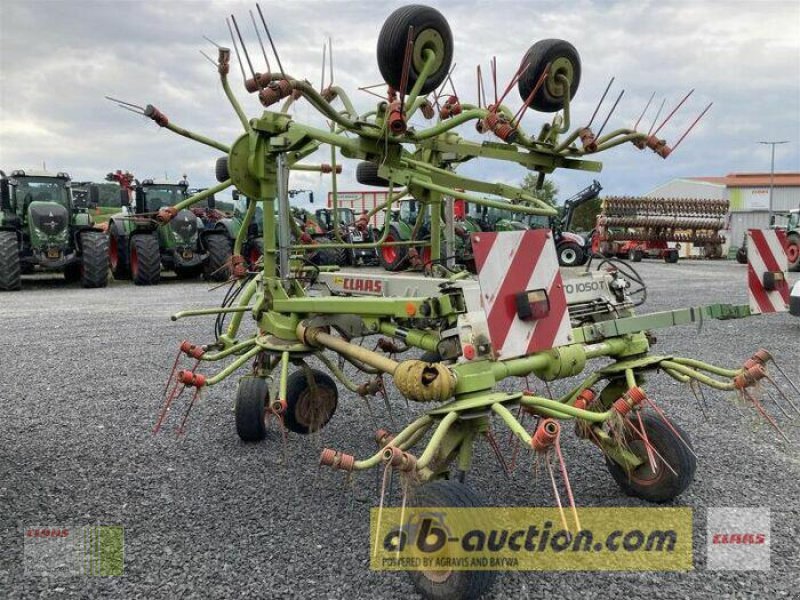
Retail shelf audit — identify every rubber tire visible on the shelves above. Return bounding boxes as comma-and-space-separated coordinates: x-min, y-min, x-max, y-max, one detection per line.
130, 234, 161, 285
79, 231, 109, 288
63, 263, 81, 283
215, 156, 229, 184
517, 39, 581, 113
380, 225, 409, 271
629, 249, 643, 263
0, 231, 21, 291
283, 369, 338, 435
356, 162, 391, 187
664, 250, 678, 264
310, 245, 348, 267
204, 233, 232, 281
786, 233, 800, 272
605, 413, 696, 503
735, 246, 748, 264
174, 265, 203, 280
235, 376, 268, 442
405, 481, 498, 600
108, 226, 130, 280
377, 5, 453, 96
557, 241, 584, 267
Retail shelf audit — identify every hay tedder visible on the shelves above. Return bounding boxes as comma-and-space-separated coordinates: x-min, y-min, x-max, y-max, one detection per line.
110, 5, 796, 598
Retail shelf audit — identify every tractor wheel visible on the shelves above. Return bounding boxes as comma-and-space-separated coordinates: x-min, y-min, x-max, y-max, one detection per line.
79, 231, 109, 288
283, 369, 338, 435
356, 161, 390, 187
130, 234, 161, 285
605, 412, 696, 503
380, 226, 409, 271
628, 248, 643, 262
204, 233, 232, 281
174, 265, 203, 280
377, 5, 453, 96
235, 376, 269, 442
786, 233, 800, 272
517, 39, 581, 112
310, 245, 347, 267
664, 249, 679, 264
247, 238, 264, 269
0, 231, 21, 291
403, 481, 498, 600
108, 227, 130, 280
557, 241, 584, 267
215, 156, 230, 183
735, 246, 748, 264
63, 263, 81, 283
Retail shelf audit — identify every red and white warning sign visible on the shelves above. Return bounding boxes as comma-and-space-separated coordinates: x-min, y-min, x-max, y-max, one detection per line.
471, 230, 571, 359
747, 229, 789, 314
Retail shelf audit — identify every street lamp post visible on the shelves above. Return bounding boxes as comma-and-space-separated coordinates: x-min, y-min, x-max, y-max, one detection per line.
758, 140, 788, 227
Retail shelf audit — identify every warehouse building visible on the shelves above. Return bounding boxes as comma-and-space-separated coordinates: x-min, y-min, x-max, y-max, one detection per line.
646, 172, 800, 251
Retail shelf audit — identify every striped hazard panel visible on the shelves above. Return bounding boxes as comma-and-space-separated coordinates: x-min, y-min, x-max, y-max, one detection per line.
471, 230, 571, 359
747, 229, 789, 314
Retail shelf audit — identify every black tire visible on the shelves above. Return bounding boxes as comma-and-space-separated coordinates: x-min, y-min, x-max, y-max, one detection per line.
664, 249, 678, 264
130, 234, 161, 285
356, 161, 391, 187
628, 248, 643, 263
174, 265, 203, 280
557, 241, 584, 267
786, 233, 800, 272
215, 156, 230, 183
310, 244, 348, 267
735, 246, 748, 265
380, 225, 409, 271
405, 481, 497, 600
283, 369, 338, 435
0, 231, 21, 291
79, 231, 109, 288
517, 39, 581, 113
204, 233, 232, 281
605, 412, 696, 503
108, 226, 130, 280
377, 5, 453, 96
63, 263, 81, 283
235, 376, 268, 442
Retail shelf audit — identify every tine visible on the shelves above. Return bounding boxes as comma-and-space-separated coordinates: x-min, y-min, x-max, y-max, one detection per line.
105, 96, 144, 111
256, 3, 286, 78
587, 76, 615, 129
230, 14, 259, 85
249, 9, 272, 73
545, 455, 571, 535
772, 361, 800, 399
595, 89, 625, 139
202, 35, 221, 49
651, 89, 694, 137
226, 17, 247, 83
647, 98, 666, 136
199, 50, 217, 67
633, 91, 656, 130
669, 102, 713, 154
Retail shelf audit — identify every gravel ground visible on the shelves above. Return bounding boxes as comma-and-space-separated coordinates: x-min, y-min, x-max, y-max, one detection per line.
1, 260, 798, 599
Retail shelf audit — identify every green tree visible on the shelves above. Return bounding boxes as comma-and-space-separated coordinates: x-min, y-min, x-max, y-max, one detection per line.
521, 173, 559, 207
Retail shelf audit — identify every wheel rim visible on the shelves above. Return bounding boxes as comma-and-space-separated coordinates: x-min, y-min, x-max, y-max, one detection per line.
109, 235, 118, 270
627, 439, 667, 487
420, 245, 432, 266
413, 29, 445, 73
249, 246, 261, 267
382, 234, 397, 264
421, 569, 453, 584
130, 245, 138, 278
562, 248, 577, 264
296, 386, 336, 432
787, 242, 799, 263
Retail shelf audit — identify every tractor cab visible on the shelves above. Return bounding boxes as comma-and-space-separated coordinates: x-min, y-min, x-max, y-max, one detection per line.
135, 179, 189, 213
1, 170, 77, 240
315, 207, 356, 232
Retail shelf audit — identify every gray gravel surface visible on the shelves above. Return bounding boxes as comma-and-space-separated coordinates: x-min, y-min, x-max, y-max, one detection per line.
1, 261, 798, 599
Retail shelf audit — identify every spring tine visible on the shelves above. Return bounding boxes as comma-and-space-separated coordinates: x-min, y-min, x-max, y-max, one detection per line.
644, 398, 698, 459
485, 430, 511, 478
320, 42, 327, 93
177, 388, 202, 436
623, 419, 678, 476
105, 96, 144, 111
163, 346, 184, 396
199, 50, 218, 68
594, 89, 625, 139
231, 14, 260, 87
742, 388, 790, 443
688, 380, 710, 422
396, 477, 408, 559
633, 91, 655, 131
553, 435, 581, 531
154, 383, 185, 434
771, 360, 800, 400
256, 4, 286, 78
496, 61, 529, 110
669, 102, 713, 155
514, 63, 550, 124
226, 17, 247, 83
762, 384, 793, 419
202, 35, 221, 49
765, 373, 800, 415
328, 37, 334, 87
373, 464, 392, 557
636, 411, 658, 473
398, 25, 415, 110
647, 98, 666, 136
651, 89, 694, 137
587, 76, 615, 129
249, 9, 271, 73
491, 56, 498, 106
545, 454, 571, 536
476, 65, 483, 108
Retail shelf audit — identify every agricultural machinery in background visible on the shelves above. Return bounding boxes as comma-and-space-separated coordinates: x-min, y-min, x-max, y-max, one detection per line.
550, 179, 602, 266
593, 196, 729, 263
71, 176, 132, 225
106, 177, 231, 284
736, 207, 800, 271
0, 169, 108, 290
108, 4, 796, 599
314, 206, 381, 266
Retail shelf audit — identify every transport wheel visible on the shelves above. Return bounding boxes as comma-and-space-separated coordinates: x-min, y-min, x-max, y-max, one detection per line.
557, 242, 584, 267
404, 480, 498, 600
356, 161, 390, 187
735, 246, 748, 264
79, 231, 109, 288
108, 227, 130, 279
377, 5, 453, 95
517, 39, 581, 112
380, 226, 409, 271
786, 233, 800, 272
215, 156, 229, 183
204, 233, 232, 281
0, 230, 21, 291
664, 249, 679, 263
235, 376, 269, 442
605, 412, 696, 503
283, 369, 338, 435
130, 234, 161, 285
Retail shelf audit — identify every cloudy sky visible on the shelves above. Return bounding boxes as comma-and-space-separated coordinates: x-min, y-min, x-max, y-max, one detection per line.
1, 0, 798, 207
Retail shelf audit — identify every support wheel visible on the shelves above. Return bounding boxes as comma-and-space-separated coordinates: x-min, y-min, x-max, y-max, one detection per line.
283, 369, 338, 435
557, 242, 584, 267
517, 39, 581, 112
377, 5, 453, 96
79, 231, 109, 288
380, 225, 409, 271
0, 230, 21, 291
356, 162, 391, 187
404, 481, 498, 600
204, 233, 232, 281
235, 376, 269, 442
130, 234, 161, 285
605, 412, 696, 503
215, 156, 230, 183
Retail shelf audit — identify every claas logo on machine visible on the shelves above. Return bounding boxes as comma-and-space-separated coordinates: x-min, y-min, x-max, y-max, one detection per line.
334, 276, 384, 295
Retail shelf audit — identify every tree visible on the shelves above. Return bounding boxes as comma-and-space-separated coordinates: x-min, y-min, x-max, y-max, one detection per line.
521, 173, 558, 207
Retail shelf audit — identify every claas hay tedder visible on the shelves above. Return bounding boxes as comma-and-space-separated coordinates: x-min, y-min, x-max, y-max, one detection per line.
109, 5, 796, 598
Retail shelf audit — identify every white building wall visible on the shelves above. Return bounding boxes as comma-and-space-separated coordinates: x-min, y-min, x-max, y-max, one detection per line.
645, 179, 726, 199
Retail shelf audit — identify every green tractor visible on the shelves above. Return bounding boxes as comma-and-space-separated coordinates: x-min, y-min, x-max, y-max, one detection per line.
0, 169, 109, 290
105, 178, 231, 285
314, 206, 381, 266
71, 180, 129, 225
735, 208, 800, 271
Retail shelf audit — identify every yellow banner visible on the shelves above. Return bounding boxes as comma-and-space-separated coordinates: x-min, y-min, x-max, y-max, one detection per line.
370, 507, 692, 571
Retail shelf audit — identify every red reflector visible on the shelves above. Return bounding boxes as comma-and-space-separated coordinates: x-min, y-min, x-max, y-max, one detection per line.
515, 289, 550, 321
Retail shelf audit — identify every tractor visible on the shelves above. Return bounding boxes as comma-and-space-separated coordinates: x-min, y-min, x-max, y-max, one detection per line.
106, 178, 230, 284
0, 169, 108, 290
736, 208, 800, 271
314, 206, 380, 266
551, 180, 603, 266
